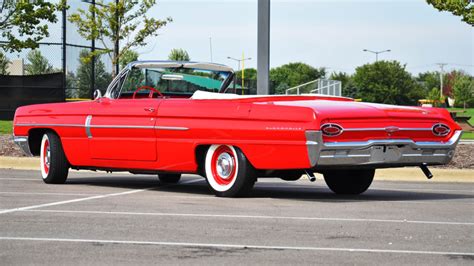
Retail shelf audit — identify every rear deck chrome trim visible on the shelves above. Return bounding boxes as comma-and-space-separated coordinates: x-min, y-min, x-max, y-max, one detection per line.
343, 127, 432, 132
322, 130, 462, 150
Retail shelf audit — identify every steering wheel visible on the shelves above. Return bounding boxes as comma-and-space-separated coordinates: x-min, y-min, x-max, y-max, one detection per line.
132, 86, 164, 99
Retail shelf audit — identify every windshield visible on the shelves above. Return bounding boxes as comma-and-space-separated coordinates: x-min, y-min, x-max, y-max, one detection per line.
115, 66, 231, 99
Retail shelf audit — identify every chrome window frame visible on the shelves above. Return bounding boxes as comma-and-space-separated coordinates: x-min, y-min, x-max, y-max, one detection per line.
105, 61, 234, 99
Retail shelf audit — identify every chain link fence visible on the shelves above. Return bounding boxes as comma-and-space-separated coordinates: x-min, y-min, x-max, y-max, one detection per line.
0, 0, 114, 105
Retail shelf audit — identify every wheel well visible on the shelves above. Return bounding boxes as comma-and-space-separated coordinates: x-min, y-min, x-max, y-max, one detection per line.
195, 145, 210, 177
194, 144, 257, 176
28, 128, 57, 156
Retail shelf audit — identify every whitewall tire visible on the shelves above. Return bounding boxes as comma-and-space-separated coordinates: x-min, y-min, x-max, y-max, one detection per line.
40, 132, 69, 184
204, 145, 256, 197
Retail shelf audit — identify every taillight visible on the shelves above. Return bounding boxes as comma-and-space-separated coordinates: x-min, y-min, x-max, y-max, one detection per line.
321, 123, 343, 137
432, 123, 450, 137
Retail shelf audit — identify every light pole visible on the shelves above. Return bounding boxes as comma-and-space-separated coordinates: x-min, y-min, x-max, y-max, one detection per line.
436, 63, 447, 100
227, 56, 251, 94
209, 37, 213, 62
363, 49, 391, 62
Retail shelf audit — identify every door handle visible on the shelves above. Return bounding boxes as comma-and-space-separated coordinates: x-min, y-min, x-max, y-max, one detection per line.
144, 107, 155, 112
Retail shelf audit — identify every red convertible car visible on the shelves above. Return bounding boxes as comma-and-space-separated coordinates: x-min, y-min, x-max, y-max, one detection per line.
13, 61, 462, 197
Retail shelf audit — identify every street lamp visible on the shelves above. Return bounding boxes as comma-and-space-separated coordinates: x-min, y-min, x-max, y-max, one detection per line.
227, 56, 252, 72
227, 56, 252, 95
363, 49, 391, 62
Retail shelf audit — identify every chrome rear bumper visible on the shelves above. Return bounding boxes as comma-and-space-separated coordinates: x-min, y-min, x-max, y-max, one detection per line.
306, 130, 462, 168
13, 136, 33, 156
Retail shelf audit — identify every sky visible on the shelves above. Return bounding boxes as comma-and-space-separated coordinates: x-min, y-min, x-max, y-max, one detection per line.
135, 0, 474, 75
3, 0, 471, 76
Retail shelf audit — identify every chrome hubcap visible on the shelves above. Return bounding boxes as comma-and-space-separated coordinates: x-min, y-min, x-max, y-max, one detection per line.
45, 146, 50, 167
216, 152, 234, 179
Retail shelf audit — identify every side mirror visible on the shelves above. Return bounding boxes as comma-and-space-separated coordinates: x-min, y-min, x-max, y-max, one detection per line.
93, 89, 102, 100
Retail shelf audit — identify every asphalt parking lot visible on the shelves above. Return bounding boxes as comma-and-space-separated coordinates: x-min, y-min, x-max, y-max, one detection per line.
0, 169, 473, 265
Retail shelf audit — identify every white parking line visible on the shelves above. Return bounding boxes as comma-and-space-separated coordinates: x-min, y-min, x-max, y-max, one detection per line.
372, 187, 474, 194
24, 209, 474, 226
0, 178, 40, 181
256, 184, 474, 194
1, 236, 472, 256
0, 179, 202, 215
0, 192, 99, 196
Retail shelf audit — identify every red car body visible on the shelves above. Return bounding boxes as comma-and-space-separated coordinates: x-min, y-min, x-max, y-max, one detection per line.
12, 61, 462, 197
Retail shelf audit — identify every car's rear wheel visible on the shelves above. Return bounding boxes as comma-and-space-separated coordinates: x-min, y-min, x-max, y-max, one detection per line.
40, 132, 69, 184
204, 145, 256, 197
323, 169, 375, 195
158, 173, 181, 184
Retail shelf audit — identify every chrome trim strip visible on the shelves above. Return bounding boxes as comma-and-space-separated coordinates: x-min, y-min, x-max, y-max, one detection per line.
85, 115, 93, 138
15, 123, 189, 131
90, 125, 155, 129
15, 123, 84, 127
305, 131, 322, 167
154, 126, 189, 131
13, 136, 33, 156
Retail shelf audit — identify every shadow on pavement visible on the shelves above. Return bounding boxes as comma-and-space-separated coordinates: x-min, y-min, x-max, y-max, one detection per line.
63, 175, 474, 203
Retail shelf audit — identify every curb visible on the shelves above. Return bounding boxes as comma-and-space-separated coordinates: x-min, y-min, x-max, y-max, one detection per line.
0, 156, 39, 170
374, 168, 474, 183
0, 156, 473, 183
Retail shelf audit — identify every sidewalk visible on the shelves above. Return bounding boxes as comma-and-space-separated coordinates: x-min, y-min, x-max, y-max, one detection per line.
1, 156, 472, 183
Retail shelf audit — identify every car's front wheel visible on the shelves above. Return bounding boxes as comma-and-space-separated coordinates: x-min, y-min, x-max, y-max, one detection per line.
158, 173, 181, 184
323, 169, 375, 195
204, 145, 256, 197
40, 132, 69, 184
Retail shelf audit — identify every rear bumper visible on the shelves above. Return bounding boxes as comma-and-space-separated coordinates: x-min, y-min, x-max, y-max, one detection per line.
13, 135, 33, 156
306, 130, 462, 168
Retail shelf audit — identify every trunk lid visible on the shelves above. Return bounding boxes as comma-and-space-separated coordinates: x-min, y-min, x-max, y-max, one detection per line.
267, 98, 458, 142
272, 100, 441, 121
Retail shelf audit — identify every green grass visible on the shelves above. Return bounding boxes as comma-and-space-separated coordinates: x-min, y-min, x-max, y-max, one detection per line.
460, 131, 474, 140
448, 108, 474, 124
447, 108, 474, 140
0, 120, 13, 134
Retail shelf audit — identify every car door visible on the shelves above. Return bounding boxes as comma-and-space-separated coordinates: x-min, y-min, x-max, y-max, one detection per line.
88, 97, 160, 161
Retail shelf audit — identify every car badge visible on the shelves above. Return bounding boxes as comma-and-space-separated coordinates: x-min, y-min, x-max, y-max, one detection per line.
385, 126, 400, 133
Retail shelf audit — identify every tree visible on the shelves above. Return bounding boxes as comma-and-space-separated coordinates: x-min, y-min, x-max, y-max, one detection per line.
76, 49, 112, 98
270, 62, 326, 94
352, 60, 423, 105
416, 71, 443, 97
426, 0, 473, 26
69, 0, 172, 76
168, 48, 190, 61
453, 74, 474, 109
235, 68, 257, 80
427, 87, 443, 107
329, 71, 358, 98
65, 71, 77, 98
0, 0, 64, 52
0, 51, 9, 75
25, 50, 54, 75
119, 49, 139, 69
